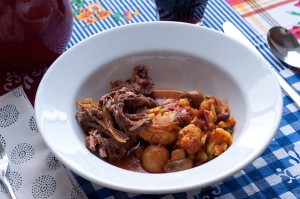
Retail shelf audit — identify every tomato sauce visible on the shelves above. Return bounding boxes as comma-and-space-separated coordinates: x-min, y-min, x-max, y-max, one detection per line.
112, 153, 147, 173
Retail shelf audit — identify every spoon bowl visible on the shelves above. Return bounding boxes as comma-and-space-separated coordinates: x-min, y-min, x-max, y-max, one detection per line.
267, 26, 300, 68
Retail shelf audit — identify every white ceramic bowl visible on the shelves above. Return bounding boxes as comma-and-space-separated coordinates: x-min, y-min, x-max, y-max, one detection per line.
35, 22, 283, 194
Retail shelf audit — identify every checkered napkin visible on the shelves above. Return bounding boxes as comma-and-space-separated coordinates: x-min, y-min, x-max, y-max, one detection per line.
0, 87, 87, 199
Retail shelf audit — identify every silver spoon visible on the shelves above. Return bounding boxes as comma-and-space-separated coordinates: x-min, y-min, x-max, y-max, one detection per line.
267, 26, 300, 68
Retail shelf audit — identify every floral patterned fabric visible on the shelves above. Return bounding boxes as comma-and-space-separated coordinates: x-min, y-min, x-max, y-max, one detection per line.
72, 1, 142, 25
0, 87, 87, 199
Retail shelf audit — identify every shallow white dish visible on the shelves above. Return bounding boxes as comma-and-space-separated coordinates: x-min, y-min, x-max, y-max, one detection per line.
35, 21, 283, 194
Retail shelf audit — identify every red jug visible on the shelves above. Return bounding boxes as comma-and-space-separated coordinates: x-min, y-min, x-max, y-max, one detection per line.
0, 0, 73, 70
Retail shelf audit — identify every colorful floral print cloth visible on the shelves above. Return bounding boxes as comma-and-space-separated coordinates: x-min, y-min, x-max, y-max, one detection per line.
72, 0, 142, 26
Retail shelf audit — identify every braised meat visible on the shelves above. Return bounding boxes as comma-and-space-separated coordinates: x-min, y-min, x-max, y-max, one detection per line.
76, 66, 236, 173
111, 66, 154, 97
76, 66, 158, 162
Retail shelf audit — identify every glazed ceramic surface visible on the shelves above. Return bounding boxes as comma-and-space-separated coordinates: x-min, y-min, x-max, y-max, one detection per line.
35, 22, 283, 194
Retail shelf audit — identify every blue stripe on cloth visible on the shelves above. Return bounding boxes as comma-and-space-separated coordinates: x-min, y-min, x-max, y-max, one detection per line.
69, 0, 300, 198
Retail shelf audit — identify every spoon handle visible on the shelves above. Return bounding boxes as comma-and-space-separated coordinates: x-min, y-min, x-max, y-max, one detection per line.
223, 22, 300, 109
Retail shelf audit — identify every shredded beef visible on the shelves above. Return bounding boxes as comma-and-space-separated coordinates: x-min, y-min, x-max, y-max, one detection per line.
76, 66, 158, 162
111, 66, 154, 97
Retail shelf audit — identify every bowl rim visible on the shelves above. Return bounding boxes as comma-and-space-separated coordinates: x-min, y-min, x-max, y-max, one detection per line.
35, 21, 283, 194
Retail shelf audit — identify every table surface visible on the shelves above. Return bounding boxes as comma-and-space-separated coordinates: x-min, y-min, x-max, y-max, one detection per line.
1, 0, 300, 198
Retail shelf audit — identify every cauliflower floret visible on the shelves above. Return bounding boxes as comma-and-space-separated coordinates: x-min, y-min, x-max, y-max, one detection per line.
207, 128, 232, 156
139, 98, 196, 146
176, 124, 205, 155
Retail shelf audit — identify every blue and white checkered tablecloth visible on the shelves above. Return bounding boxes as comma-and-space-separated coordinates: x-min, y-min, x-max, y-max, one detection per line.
68, 0, 300, 198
